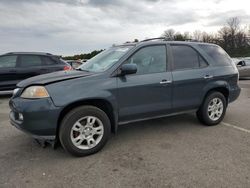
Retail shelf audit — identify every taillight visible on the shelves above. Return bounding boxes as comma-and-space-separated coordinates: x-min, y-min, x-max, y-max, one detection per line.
64, 65, 72, 71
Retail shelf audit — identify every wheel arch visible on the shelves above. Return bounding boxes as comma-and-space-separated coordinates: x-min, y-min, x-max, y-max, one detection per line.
202, 86, 229, 106
56, 98, 118, 139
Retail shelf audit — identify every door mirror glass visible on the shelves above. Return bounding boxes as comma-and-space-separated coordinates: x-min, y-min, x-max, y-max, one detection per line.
237, 61, 246, 67
120, 64, 137, 76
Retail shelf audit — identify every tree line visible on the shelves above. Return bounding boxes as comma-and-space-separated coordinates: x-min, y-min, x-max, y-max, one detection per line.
162, 17, 250, 57
63, 49, 103, 60
64, 17, 250, 60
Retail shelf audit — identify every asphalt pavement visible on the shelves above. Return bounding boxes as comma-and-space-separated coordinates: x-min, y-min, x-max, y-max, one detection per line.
0, 80, 250, 188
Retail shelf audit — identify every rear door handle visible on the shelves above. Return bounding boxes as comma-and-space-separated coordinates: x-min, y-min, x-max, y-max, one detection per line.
160, 80, 172, 84
204, 75, 213, 79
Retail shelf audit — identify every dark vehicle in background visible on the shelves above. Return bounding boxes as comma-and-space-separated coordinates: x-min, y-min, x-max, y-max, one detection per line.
232, 57, 250, 79
0, 52, 72, 94
9, 39, 240, 157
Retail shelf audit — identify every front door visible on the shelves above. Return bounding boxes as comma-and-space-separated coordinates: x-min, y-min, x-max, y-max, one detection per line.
0, 55, 18, 90
117, 45, 172, 123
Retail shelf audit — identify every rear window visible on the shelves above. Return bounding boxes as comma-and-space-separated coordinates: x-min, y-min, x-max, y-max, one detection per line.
199, 45, 231, 66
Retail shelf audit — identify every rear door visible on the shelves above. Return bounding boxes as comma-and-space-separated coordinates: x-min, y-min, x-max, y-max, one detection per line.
170, 44, 211, 111
0, 55, 18, 90
117, 45, 173, 122
16, 55, 44, 81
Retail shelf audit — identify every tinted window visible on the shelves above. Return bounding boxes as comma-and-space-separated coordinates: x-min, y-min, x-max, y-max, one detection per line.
0, 55, 17, 68
42, 56, 57, 65
19, 55, 42, 67
199, 55, 208, 68
127, 45, 167, 74
171, 45, 207, 70
199, 45, 231, 66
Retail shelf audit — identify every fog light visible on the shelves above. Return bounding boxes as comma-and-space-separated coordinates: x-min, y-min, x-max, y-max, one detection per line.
19, 113, 23, 121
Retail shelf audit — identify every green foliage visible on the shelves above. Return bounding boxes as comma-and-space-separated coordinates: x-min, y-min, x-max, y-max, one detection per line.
227, 47, 250, 57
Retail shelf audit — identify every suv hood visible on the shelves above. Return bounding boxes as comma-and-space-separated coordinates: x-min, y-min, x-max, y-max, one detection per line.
17, 70, 94, 88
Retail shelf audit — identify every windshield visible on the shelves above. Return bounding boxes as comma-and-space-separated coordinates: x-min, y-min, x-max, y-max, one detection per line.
78, 46, 133, 72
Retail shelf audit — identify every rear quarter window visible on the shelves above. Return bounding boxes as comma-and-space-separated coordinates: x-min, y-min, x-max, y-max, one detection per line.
199, 45, 232, 66
42, 56, 58, 65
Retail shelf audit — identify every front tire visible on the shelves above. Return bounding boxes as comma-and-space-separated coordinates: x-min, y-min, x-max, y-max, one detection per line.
196, 92, 227, 126
59, 106, 111, 157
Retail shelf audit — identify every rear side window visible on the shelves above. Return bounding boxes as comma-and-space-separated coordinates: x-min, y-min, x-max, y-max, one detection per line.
19, 55, 42, 67
0, 55, 17, 68
199, 45, 231, 66
171, 45, 207, 70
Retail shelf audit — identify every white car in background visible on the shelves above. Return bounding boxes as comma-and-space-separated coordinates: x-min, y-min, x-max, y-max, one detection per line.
232, 57, 250, 79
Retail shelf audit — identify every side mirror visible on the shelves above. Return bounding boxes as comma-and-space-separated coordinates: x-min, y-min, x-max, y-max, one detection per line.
119, 64, 137, 76
237, 61, 246, 67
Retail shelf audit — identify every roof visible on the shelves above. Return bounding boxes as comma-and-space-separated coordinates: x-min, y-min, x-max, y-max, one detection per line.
3, 52, 54, 56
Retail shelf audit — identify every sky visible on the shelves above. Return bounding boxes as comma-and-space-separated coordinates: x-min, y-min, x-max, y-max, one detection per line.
0, 0, 249, 56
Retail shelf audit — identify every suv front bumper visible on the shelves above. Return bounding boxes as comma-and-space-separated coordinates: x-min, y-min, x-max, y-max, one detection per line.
9, 97, 61, 140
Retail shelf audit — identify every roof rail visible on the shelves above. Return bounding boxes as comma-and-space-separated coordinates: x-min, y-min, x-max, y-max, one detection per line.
141, 38, 202, 43
140, 37, 167, 42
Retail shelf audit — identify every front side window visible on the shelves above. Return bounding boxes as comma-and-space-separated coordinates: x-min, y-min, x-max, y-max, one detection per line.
19, 55, 42, 67
0, 55, 17, 68
171, 45, 207, 70
127, 45, 167, 75
78, 46, 133, 72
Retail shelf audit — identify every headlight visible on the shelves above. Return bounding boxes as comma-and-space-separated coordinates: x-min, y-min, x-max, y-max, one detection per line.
21, 86, 49, 99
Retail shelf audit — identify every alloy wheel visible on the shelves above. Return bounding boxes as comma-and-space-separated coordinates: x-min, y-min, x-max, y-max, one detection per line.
70, 116, 104, 150
207, 98, 224, 121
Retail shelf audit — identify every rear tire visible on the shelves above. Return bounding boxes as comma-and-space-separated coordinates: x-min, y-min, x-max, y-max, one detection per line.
196, 92, 227, 126
59, 106, 111, 157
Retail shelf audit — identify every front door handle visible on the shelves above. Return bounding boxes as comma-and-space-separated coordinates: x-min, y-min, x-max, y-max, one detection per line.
204, 75, 213, 79
160, 80, 172, 84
